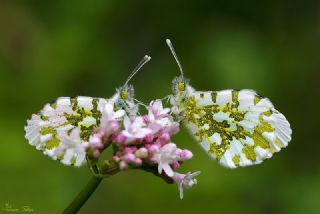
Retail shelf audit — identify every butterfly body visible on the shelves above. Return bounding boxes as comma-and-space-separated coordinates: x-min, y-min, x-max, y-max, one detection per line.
171, 76, 292, 168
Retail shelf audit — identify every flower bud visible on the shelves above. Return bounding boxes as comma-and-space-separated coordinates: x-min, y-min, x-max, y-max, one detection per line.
124, 153, 135, 163
149, 144, 159, 153
149, 156, 157, 164
133, 158, 143, 166
119, 161, 128, 170
93, 150, 101, 158
178, 150, 193, 160
171, 161, 181, 170
144, 134, 154, 143
135, 147, 148, 158
115, 133, 126, 143
112, 156, 120, 162
159, 133, 170, 144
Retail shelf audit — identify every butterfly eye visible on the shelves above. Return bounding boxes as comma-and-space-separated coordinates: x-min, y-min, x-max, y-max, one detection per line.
178, 82, 186, 91
115, 99, 125, 109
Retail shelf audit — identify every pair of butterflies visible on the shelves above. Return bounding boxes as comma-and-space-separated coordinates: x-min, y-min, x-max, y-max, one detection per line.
24, 39, 292, 169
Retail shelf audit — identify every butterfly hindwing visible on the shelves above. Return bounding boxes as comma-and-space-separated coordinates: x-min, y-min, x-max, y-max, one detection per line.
181, 89, 292, 168
24, 96, 107, 166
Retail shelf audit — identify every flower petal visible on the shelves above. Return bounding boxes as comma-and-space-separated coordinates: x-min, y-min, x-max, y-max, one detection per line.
162, 163, 174, 177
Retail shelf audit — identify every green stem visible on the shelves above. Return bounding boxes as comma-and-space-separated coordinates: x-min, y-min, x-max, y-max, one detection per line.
62, 176, 103, 214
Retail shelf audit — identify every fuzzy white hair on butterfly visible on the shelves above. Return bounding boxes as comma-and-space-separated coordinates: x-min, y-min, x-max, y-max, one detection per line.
166, 39, 292, 168
24, 55, 151, 167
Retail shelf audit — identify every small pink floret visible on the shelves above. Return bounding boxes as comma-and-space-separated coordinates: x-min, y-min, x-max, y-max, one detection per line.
149, 144, 160, 153
124, 153, 135, 163
179, 150, 193, 160
93, 150, 101, 158
135, 147, 148, 158
112, 156, 120, 162
159, 133, 170, 143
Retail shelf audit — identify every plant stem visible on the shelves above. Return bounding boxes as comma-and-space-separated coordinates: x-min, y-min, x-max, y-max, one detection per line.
63, 176, 103, 214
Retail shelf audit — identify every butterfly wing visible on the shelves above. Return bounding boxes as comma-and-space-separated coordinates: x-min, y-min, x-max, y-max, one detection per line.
24, 96, 107, 166
180, 89, 292, 168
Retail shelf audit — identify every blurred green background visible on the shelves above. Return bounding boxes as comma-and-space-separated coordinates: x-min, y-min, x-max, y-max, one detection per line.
1, 1, 319, 213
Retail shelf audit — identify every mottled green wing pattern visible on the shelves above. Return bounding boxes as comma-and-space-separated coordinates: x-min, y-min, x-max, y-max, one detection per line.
24, 96, 107, 166
181, 89, 292, 168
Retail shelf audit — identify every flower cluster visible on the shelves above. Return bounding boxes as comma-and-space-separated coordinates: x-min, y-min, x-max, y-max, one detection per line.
83, 99, 200, 198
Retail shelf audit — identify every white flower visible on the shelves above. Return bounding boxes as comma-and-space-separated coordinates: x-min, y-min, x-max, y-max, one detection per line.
51, 128, 86, 167
100, 102, 125, 136
155, 143, 180, 177
172, 171, 201, 199
121, 116, 152, 143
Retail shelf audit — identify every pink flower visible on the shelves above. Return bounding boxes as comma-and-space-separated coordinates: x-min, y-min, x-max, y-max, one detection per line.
83, 131, 106, 158
121, 117, 152, 143
176, 149, 193, 160
146, 100, 176, 135
148, 100, 170, 119
99, 102, 125, 136
161, 121, 180, 136
172, 171, 201, 199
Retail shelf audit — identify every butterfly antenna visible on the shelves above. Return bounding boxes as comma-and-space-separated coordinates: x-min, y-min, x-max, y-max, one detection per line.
124, 55, 151, 86
166, 39, 184, 77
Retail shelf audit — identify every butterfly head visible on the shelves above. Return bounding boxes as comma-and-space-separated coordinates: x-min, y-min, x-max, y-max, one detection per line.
113, 55, 151, 114
171, 75, 195, 111
166, 39, 194, 99
114, 84, 135, 111
172, 75, 188, 94
119, 84, 134, 101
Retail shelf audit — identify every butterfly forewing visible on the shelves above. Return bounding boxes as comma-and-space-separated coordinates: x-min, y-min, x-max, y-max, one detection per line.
24, 96, 107, 166
181, 89, 292, 168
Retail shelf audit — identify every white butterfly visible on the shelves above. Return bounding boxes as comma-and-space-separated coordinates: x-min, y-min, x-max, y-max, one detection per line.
24, 55, 151, 167
166, 39, 292, 168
